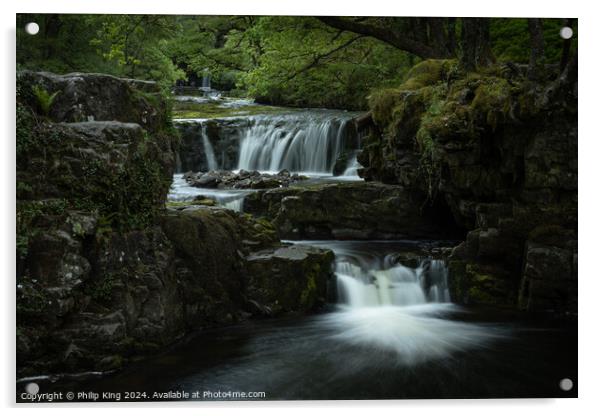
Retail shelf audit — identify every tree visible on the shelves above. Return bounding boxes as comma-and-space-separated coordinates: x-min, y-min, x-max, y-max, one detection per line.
315, 17, 455, 59
527, 18, 545, 81
316, 17, 499, 71
459, 18, 495, 71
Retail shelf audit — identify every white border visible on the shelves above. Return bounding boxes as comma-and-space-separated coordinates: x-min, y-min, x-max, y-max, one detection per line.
2, 1, 599, 415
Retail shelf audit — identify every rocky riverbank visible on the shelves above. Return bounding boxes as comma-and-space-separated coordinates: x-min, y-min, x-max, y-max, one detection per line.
16, 72, 333, 378
356, 59, 577, 313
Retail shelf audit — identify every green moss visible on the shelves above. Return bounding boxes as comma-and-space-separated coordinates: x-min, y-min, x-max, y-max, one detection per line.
172, 101, 287, 119
400, 59, 457, 90
299, 269, 318, 307
465, 263, 515, 306
166, 199, 215, 208
470, 77, 514, 130
368, 88, 404, 127
528, 224, 575, 246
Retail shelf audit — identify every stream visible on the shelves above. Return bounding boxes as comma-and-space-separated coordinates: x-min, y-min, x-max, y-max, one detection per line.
35, 240, 576, 400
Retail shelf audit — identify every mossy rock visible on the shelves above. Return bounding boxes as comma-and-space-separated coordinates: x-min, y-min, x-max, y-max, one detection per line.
449, 260, 516, 306
400, 59, 457, 90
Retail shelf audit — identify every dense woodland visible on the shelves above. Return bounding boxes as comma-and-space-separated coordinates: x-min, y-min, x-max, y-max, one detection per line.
17, 15, 577, 109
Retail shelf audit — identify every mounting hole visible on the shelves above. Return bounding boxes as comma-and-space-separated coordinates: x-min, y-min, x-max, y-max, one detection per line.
559, 378, 574, 391
25, 22, 39, 35
560, 27, 573, 40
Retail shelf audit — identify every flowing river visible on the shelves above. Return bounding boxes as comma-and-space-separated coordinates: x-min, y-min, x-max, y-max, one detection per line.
35, 240, 576, 400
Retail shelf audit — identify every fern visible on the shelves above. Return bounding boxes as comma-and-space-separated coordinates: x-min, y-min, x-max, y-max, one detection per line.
32, 85, 60, 116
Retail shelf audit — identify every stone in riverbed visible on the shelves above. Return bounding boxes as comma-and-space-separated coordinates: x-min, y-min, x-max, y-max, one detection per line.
185, 169, 308, 190
246, 245, 334, 315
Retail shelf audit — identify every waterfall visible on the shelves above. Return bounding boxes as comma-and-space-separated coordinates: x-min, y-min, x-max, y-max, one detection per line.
288, 240, 502, 366
174, 110, 361, 175
237, 113, 354, 174
202, 71, 211, 90
335, 257, 450, 308
201, 126, 218, 171
341, 153, 361, 177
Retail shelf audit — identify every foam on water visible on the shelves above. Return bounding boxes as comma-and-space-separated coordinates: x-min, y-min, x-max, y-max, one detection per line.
294, 240, 504, 365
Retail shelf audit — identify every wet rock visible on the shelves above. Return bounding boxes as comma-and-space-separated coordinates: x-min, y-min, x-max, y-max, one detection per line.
185, 169, 308, 190
174, 118, 248, 172
332, 152, 352, 176
519, 241, 576, 311
244, 182, 452, 240
246, 245, 334, 315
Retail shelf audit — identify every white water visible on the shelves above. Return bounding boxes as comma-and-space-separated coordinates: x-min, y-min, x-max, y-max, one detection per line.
168, 174, 250, 212
237, 113, 356, 175
201, 127, 218, 171
331, 243, 451, 308
295, 240, 503, 365
342, 153, 362, 177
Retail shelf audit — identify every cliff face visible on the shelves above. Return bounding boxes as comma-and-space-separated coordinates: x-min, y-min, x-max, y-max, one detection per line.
16, 72, 333, 377
357, 59, 577, 313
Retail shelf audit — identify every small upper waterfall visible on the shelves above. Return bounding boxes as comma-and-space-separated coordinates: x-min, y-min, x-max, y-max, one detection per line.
237, 113, 353, 174
173, 110, 361, 176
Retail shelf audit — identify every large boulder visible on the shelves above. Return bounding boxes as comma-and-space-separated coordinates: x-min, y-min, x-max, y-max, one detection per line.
18, 71, 168, 132
246, 245, 334, 314
244, 181, 454, 240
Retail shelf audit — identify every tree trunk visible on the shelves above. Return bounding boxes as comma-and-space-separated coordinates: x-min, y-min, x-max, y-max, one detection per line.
446, 17, 457, 56
527, 18, 546, 81
460, 18, 494, 71
560, 18, 575, 70
315, 16, 451, 59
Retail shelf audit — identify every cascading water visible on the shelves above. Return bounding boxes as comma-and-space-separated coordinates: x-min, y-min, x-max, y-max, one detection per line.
201, 126, 218, 171
167, 174, 250, 212
296, 240, 502, 365
333, 245, 451, 308
173, 110, 362, 176
170, 110, 363, 211
237, 113, 356, 175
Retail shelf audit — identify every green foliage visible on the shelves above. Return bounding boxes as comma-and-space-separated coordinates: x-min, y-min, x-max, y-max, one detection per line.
17, 14, 185, 90
239, 16, 412, 109
31, 85, 60, 116
490, 18, 578, 64
17, 14, 577, 110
